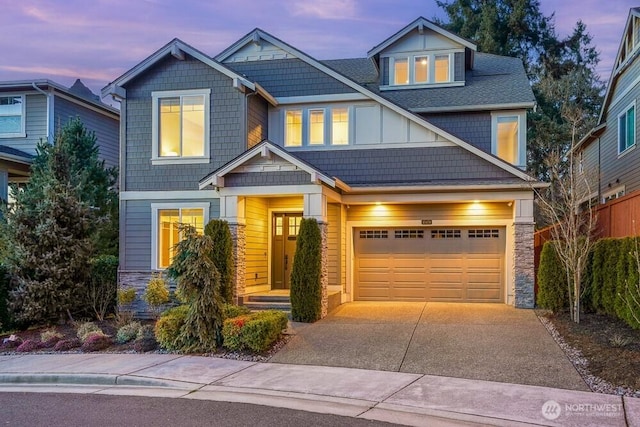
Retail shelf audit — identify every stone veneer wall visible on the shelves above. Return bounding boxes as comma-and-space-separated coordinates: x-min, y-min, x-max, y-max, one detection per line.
319, 222, 329, 318
514, 222, 535, 308
118, 270, 174, 319
229, 223, 246, 304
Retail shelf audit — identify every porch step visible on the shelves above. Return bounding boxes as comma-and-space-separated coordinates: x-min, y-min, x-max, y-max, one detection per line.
245, 294, 291, 304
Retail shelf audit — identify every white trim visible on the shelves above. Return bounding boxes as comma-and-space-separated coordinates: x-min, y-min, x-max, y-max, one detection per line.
410, 102, 536, 113
52, 91, 119, 120
383, 50, 459, 88
150, 202, 210, 270
120, 190, 220, 200
602, 185, 626, 203
380, 81, 465, 91
0, 94, 26, 138
281, 140, 455, 151
609, 72, 640, 111
276, 93, 369, 104
491, 111, 527, 169
343, 190, 533, 205
151, 89, 211, 164
217, 184, 322, 197
617, 100, 636, 155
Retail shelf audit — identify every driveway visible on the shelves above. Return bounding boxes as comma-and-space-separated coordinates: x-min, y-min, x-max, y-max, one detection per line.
269, 302, 589, 391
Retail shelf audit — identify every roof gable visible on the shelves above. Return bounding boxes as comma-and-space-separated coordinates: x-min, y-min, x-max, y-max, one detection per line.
367, 17, 477, 59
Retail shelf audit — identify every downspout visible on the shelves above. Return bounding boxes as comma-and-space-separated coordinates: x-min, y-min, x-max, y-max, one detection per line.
31, 82, 53, 144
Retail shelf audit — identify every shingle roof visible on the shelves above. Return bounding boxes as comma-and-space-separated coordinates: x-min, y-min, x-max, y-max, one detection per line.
0, 145, 34, 161
322, 52, 535, 112
294, 146, 519, 186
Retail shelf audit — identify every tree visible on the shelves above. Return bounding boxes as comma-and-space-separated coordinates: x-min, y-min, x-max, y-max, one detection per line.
290, 218, 322, 322
4, 118, 118, 324
204, 219, 234, 304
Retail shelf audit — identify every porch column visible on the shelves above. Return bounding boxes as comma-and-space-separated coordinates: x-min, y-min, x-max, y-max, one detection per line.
304, 193, 329, 318
220, 195, 246, 304
513, 198, 535, 308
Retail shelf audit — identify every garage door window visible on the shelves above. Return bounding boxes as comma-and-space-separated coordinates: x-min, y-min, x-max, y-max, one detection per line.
468, 229, 500, 238
359, 230, 388, 239
431, 229, 461, 239
395, 229, 424, 239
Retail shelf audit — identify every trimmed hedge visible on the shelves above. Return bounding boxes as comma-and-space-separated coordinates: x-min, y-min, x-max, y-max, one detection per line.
222, 310, 288, 352
537, 241, 568, 312
154, 305, 189, 351
290, 218, 322, 322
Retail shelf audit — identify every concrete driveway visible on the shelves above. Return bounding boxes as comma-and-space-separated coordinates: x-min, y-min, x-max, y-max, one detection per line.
269, 302, 589, 391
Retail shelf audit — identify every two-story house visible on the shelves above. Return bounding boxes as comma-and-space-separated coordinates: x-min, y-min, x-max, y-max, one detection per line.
104, 17, 539, 315
0, 79, 119, 202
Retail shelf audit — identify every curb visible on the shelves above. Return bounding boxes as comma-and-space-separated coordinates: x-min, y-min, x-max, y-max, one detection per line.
0, 373, 193, 389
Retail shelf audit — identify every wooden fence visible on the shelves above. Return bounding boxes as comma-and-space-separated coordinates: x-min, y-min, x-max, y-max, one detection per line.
533, 190, 640, 295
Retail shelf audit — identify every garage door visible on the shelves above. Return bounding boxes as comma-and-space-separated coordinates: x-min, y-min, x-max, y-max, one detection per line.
355, 227, 504, 302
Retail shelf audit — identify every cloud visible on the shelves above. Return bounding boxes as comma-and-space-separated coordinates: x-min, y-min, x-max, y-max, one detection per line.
289, 0, 358, 20
0, 65, 117, 82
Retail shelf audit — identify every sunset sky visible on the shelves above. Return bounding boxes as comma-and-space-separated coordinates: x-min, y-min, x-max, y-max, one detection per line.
1, 0, 637, 99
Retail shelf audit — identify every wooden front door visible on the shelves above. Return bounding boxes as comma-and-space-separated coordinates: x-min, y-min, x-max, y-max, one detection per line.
272, 213, 302, 289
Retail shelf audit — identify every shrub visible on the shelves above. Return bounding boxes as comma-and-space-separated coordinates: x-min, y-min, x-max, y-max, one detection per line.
0, 264, 11, 332
16, 339, 41, 352
222, 304, 251, 319
53, 338, 81, 351
118, 287, 136, 306
40, 329, 63, 348
600, 239, 622, 316
81, 332, 112, 352
133, 325, 157, 352
290, 218, 322, 322
76, 321, 102, 342
536, 241, 568, 312
615, 237, 640, 329
1, 334, 22, 350
116, 321, 141, 344
86, 255, 118, 321
154, 305, 189, 351
143, 274, 170, 318
204, 219, 235, 304
222, 310, 288, 352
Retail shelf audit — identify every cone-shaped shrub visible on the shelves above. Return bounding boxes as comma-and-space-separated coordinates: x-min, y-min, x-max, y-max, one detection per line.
290, 218, 322, 322
204, 219, 234, 304
537, 241, 568, 312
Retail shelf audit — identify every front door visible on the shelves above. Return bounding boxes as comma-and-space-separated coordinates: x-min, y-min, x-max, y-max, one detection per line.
272, 213, 302, 289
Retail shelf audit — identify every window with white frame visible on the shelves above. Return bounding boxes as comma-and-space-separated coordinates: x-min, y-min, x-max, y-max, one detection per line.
618, 102, 635, 154
151, 89, 210, 164
152, 204, 208, 269
492, 112, 525, 167
0, 95, 25, 137
283, 106, 350, 146
384, 53, 454, 87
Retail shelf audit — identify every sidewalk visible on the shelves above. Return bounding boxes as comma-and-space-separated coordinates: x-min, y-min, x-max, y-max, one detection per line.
0, 353, 637, 427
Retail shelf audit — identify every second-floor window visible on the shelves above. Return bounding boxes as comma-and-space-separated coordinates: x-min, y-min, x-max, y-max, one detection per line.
0, 95, 25, 138
151, 89, 210, 164
618, 102, 635, 154
385, 53, 454, 87
492, 112, 525, 168
285, 106, 350, 147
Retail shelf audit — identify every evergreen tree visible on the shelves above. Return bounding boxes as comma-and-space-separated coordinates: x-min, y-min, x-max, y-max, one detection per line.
290, 218, 322, 322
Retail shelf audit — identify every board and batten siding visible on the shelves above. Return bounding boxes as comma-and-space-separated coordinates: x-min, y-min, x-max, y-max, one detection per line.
244, 197, 269, 292
123, 55, 245, 192
1, 93, 47, 155
54, 96, 119, 169
599, 55, 640, 197
120, 199, 219, 271
347, 202, 512, 223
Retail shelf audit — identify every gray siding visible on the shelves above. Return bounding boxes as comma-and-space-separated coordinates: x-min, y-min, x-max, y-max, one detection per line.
248, 95, 268, 148
124, 55, 245, 192
121, 198, 219, 270
1, 93, 47, 155
225, 171, 310, 187
226, 59, 357, 97
454, 52, 464, 82
420, 111, 491, 152
599, 55, 640, 196
54, 96, 119, 169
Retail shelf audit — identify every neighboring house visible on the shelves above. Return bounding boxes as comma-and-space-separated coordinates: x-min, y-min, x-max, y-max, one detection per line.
103, 17, 540, 315
0, 79, 119, 202
575, 8, 640, 209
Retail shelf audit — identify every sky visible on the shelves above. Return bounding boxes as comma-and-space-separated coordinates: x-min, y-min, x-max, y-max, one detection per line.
1, 0, 637, 100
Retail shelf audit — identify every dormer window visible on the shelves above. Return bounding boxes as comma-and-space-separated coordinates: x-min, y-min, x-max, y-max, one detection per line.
382, 51, 459, 89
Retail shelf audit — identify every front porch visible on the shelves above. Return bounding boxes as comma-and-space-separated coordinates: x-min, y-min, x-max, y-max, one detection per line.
241, 289, 343, 317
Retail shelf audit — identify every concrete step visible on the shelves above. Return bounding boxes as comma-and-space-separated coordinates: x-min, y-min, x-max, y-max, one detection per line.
245, 294, 291, 303
243, 301, 292, 312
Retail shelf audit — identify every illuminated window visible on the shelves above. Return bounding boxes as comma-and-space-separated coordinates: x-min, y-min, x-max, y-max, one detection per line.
152, 89, 210, 163
275, 216, 283, 236
394, 58, 409, 85
414, 57, 429, 83
152, 204, 208, 269
618, 103, 635, 154
495, 116, 519, 164
434, 55, 450, 83
285, 110, 302, 147
332, 108, 349, 145
0, 95, 25, 137
309, 109, 325, 145
288, 216, 301, 236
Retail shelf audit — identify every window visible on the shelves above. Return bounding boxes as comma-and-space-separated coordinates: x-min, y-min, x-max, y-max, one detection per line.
468, 229, 500, 239
618, 103, 635, 154
414, 56, 429, 83
394, 58, 409, 85
331, 108, 349, 145
395, 229, 424, 239
308, 109, 324, 145
152, 204, 208, 270
359, 230, 388, 239
152, 89, 210, 164
0, 95, 25, 137
285, 110, 303, 147
431, 229, 461, 239
434, 55, 450, 83
492, 112, 525, 167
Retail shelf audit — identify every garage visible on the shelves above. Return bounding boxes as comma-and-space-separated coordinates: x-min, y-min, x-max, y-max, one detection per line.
354, 227, 505, 302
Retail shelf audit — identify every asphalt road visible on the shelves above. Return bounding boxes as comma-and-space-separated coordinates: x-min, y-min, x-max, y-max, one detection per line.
0, 392, 400, 427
